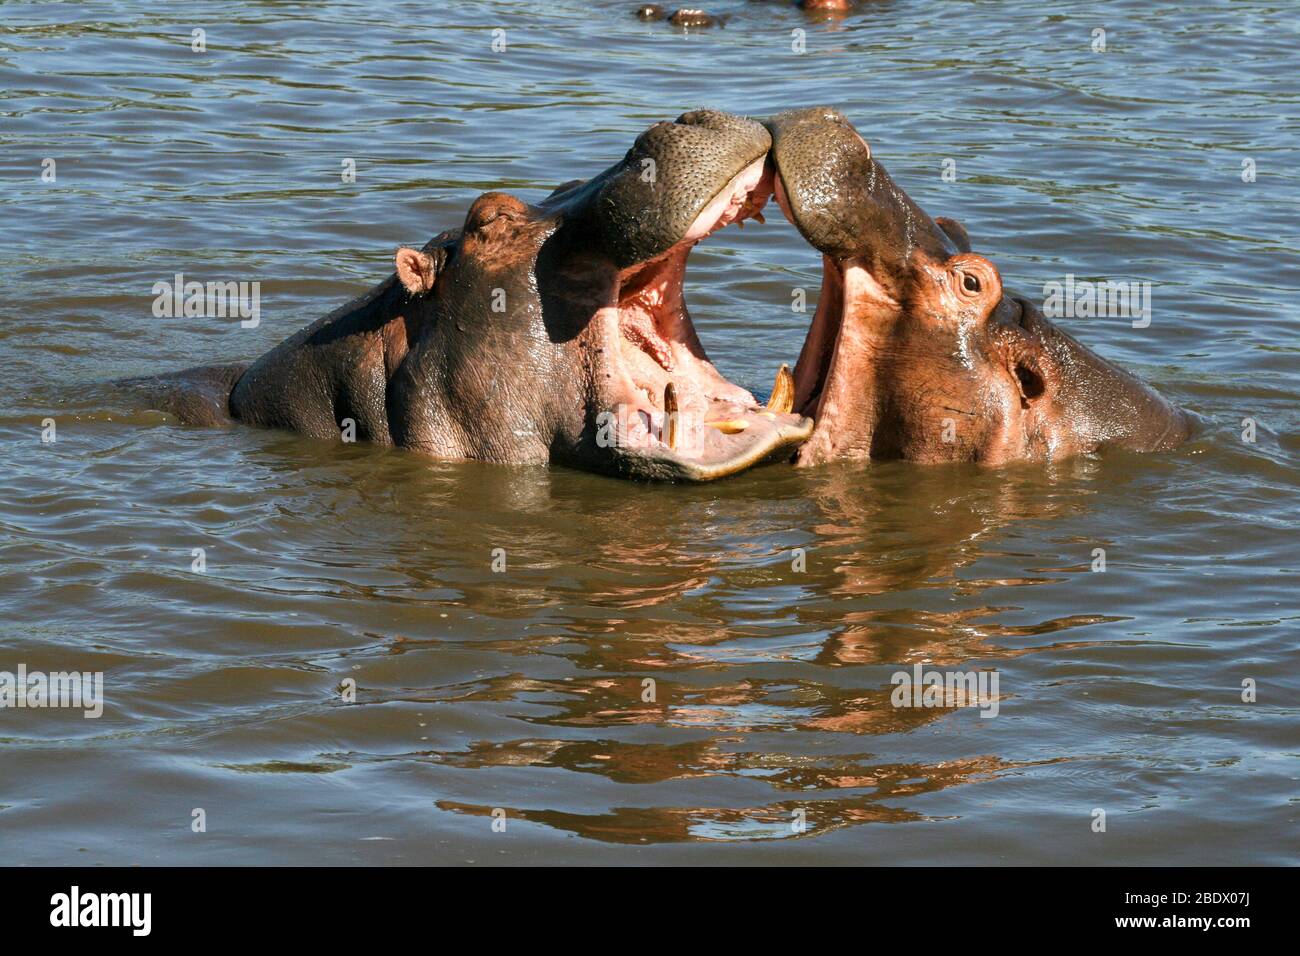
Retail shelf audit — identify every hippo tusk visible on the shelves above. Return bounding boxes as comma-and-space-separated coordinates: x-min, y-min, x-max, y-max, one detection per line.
766, 363, 794, 415
706, 419, 749, 434
664, 381, 679, 450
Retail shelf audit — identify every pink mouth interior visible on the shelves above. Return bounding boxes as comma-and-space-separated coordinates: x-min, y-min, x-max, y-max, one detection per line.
593, 156, 811, 462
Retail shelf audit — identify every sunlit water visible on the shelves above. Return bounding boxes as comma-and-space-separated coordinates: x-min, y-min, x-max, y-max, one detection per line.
1, 0, 1296, 864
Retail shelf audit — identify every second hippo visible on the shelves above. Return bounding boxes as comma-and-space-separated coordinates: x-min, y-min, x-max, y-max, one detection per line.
766, 107, 1191, 465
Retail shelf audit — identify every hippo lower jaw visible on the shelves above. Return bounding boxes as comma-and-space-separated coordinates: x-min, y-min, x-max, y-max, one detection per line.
590, 156, 814, 481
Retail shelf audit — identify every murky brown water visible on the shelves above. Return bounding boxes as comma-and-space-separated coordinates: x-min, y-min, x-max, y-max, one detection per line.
1, 0, 1297, 864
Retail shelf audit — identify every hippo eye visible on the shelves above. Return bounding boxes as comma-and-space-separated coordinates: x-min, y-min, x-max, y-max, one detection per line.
962, 273, 981, 294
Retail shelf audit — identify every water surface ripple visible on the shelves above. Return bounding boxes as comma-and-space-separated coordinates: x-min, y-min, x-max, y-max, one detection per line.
0, 0, 1296, 864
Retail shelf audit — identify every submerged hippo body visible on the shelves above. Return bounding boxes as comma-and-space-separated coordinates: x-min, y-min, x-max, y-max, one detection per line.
765, 107, 1191, 466
132, 110, 812, 481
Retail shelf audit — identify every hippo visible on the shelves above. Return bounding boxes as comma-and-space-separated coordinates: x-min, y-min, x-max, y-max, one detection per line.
634, 2, 849, 23
126, 110, 812, 481
798, 0, 855, 11
633, 6, 727, 27
764, 107, 1192, 466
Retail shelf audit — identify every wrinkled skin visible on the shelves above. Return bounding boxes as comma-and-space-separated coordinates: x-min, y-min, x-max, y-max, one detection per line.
766, 107, 1191, 466
128, 110, 812, 481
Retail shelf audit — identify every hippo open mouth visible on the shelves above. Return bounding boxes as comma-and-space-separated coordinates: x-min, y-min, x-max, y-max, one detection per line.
776, 233, 898, 459
530, 110, 815, 481
592, 156, 812, 480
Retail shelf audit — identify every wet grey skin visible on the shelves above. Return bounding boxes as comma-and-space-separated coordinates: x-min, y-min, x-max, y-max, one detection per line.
123, 110, 813, 482
764, 106, 1192, 466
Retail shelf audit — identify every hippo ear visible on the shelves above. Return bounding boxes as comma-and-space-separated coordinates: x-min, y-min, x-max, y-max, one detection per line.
935, 217, 972, 254
395, 246, 438, 294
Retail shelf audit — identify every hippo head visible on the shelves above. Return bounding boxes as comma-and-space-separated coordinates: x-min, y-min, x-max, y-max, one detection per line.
389, 109, 812, 481
765, 107, 1191, 466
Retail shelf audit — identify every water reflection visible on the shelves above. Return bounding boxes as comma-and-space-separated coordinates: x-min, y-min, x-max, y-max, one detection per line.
313, 454, 1138, 843
431, 754, 1049, 843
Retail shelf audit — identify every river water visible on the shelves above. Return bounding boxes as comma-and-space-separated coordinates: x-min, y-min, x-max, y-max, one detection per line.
1, 0, 1296, 864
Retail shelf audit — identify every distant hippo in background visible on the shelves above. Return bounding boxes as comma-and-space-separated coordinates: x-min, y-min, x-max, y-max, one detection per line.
798, 0, 855, 11
765, 107, 1191, 465
127, 110, 813, 481
634, 6, 727, 27
633, 1, 854, 23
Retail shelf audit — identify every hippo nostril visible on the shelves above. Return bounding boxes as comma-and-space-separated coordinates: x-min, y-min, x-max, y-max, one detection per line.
1015, 361, 1045, 402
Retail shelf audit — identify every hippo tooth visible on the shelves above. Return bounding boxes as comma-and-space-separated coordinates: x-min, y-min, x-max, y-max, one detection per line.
706, 419, 749, 434
664, 381, 679, 451
766, 363, 794, 415
751, 210, 765, 225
